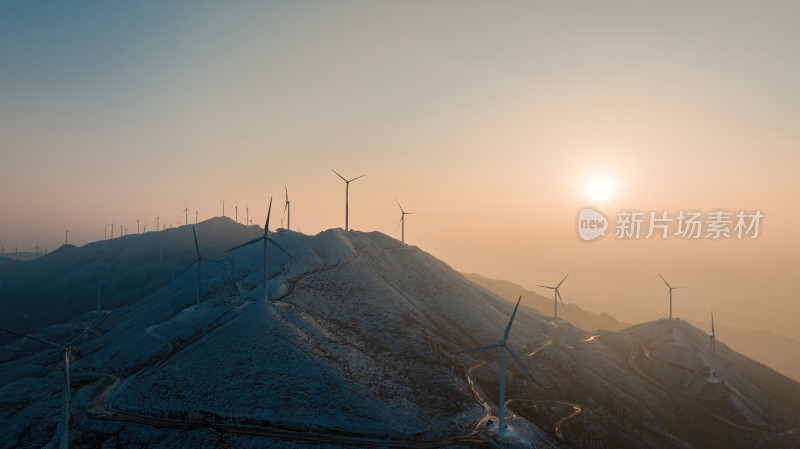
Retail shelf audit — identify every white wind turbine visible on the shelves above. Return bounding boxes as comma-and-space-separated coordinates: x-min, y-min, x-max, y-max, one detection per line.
332, 170, 365, 231
284, 186, 291, 231
182, 226, 229, 307
538, 274, 569, 321
0, 323, 97, 449
228, 197, 294, 301
710, 311, 716, 357
460, 296, 534, 432
394, 198, 415, 244
659, 274, 683, 319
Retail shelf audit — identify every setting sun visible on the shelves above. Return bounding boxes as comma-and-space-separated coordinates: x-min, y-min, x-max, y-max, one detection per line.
585, 175, 615, 204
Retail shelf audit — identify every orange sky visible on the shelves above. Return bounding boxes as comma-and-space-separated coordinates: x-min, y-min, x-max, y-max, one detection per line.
1, 1, 798, 329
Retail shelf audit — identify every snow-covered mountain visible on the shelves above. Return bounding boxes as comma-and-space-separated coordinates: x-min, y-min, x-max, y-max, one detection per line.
0, 217, 262, 345
1, 228, 798, 448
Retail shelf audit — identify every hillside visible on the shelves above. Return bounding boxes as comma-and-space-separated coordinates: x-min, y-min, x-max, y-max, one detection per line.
1, 229, 798, 448
462, 273, 629, 332
0, 217, 262, 345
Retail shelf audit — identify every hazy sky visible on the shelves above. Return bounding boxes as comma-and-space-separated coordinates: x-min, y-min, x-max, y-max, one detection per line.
2, 1, 798, 301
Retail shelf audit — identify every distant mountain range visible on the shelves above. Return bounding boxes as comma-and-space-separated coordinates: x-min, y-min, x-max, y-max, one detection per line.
1, 227, 798, 448
462, 272, 630, 332
466, 272, 800, 384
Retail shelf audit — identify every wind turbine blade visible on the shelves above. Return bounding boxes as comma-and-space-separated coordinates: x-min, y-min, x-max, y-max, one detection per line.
659, 273, 671, 289
557, 273, 569, 288
557, 289, 565, 306
0, 328, 61, 349
506, 347, 535, 380
192, 227, 200, 256
267, 237, 295, 260
264, 196, 273, 234
350, 174, 366, 182
538, 285, 556, 290
332, 169, 347, 182
503, 296, 522, 341
67, 322, 97, 346
285, 185, 288, 202
226, 237, 262, 252
395, 197, 404, 213
458, 342, 503, 353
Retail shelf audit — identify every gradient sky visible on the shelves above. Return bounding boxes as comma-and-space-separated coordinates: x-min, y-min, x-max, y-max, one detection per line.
2, 1, 798, 320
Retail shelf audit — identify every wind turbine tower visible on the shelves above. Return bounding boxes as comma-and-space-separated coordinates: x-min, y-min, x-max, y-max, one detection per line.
460, 296, 534, 432
538, 274, 569, 321
228, 197, 294, 302
332, 170, 365, 231
710, 311, 716, 357
659, 274, 682, 319
395, 198, 414, 244
0, 323, 96, 449
284, 186, 291, 231
65, 229, 69, 246
220, 199, 227, 218
184, 207, 189, 227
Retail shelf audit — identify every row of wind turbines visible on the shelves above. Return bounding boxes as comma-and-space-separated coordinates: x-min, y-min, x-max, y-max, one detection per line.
4, 168, 416, 259
465, 272, 720, 433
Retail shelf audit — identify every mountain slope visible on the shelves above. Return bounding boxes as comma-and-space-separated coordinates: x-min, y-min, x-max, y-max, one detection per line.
463, 272, 629, 332
0, 217, 262, 344
1, 229, 798, 449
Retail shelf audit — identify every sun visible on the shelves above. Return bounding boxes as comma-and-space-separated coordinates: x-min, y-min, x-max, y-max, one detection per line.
585, 175, 615, 204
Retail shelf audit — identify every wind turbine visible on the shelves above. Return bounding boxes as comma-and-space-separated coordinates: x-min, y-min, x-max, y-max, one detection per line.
0, 323, 97, 449
109, 222, 114, 239
246, 206, 249, 228
183, 226, 228, 307
395, 198, 414, 244
710, 311, 716, 357
137, 217, 140, 234
156, 217, 160, 233
284, 186, 291, 231
228, 197, 294, 301
659, 274, 683, 319
184, 207, 189, 227
195, 210, 198, 224
235, 204, 239, 223
220, 199, 227, 218
538, 274, 569, 321
65, 229, 69, 246
332, 170, 365, 231
460, 296, 534, 432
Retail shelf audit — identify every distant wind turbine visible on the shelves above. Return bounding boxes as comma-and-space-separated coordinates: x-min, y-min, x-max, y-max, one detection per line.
220, 199, 227, 218
182, 226, 228, 307
710, 311, 716, 357
195, 210, 198, 224
395, 198, 415, 244
235, 204, 239, 223
184, 207, 189, 227
538, 274, 569, 321
332, 170, 365, 231
284, 186, 291, 230
460, 296, 534, 432
228, 197, 294, 301
156, 217, 160, 233
109, 222, 115, 239
659, 274, 683, 319
65, 229, 69, 246
0, 323, 97, 449
246, 206, 249, 228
